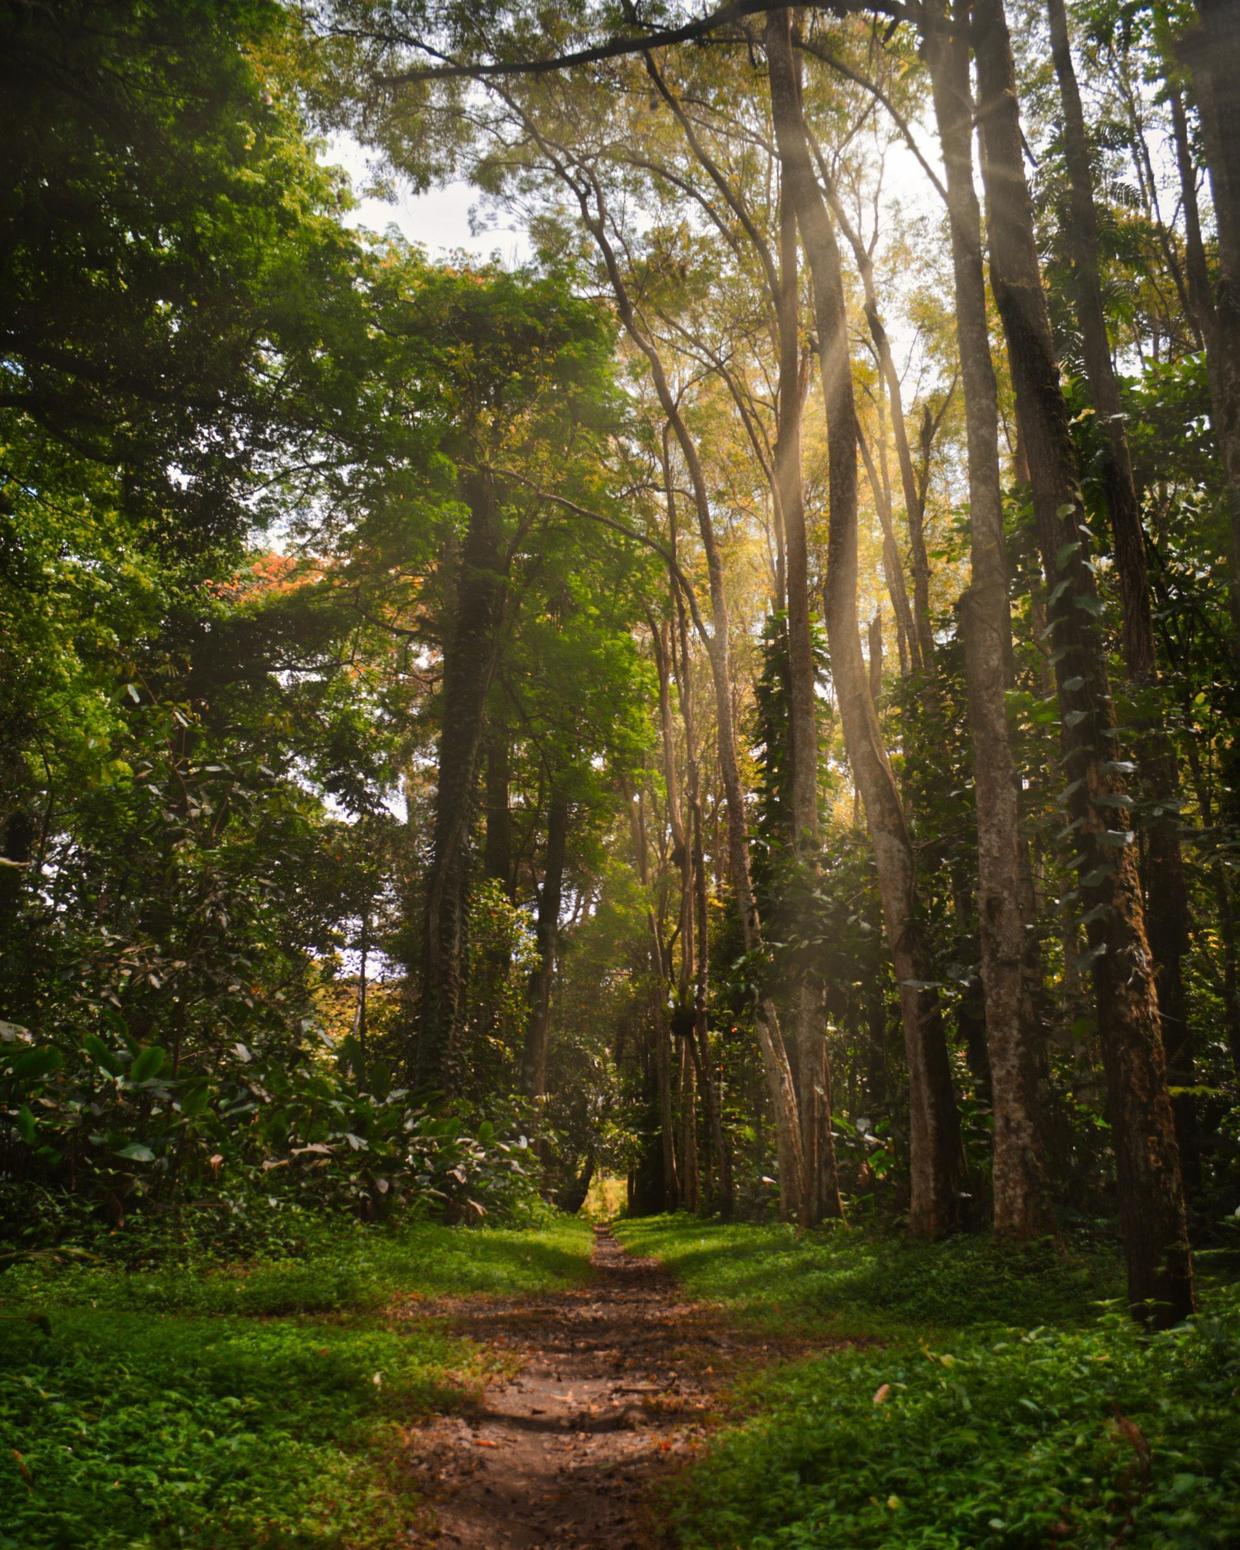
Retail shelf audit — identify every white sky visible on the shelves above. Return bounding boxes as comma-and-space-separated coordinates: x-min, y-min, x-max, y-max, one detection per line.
324, 133, 532, 264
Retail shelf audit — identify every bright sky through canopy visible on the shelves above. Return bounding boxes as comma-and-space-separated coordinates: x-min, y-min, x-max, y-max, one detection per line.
326, 132, 532, 262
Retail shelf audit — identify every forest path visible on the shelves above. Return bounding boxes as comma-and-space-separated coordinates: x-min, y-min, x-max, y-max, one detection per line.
398, 1224, 773, 1549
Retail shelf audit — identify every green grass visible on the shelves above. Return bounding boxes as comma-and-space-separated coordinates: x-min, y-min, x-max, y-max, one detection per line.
614, 1215, 1122, 1337
0, 1216, 593, 1548
4, 1215, 592, 1318
617, 1217, 1240, 1550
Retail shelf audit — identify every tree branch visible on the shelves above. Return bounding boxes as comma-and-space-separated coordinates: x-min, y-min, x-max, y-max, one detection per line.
380, 1, 919, 84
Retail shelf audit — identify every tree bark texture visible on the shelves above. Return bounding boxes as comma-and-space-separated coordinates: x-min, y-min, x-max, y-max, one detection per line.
974, 0, 1193, 1322
775, 182, 844, 1224
827, 183, 934, 674
923, 0, 1047, 1235
482, 728, 514, 896
520, 784, 569, 1100
416, 469, 508, 1094
672, 576, 735, 1213
1180, 0, 1240, 660
1046, 0, 1197, 1191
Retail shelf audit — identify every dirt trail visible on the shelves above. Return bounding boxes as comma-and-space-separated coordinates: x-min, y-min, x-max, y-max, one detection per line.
400, 1225, 771, 1549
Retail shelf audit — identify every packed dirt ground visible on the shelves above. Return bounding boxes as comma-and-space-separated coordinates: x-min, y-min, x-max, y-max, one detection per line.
399, 1225, 788, 1549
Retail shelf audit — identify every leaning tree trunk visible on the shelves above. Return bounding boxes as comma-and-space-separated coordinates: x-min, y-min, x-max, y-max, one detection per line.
923, 0, 1047, 1235
974, 0, 1193, 1324
767, 7, 962, 1237
416, 468, 508, 1094
1046, 0, 1197, 1192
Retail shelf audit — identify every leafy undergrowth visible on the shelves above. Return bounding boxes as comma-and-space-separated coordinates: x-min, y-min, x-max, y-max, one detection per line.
614, 1215, 1122, 1337
0, 1216, 593, 1548
618, 1218, 1240, 1549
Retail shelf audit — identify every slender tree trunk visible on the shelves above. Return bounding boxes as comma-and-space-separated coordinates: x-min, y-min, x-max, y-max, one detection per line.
521, 784, 569, 1101
673, 582, 734, 1213
1168, 86, 1211, 350
867, 613, 883, 704
1047, 0, 1198, 1192
353, 906, 370, 1063
569, 171, 806, 1222
858, 428, 916, 674
629, 786, 680, 1210
974, 0, 1193, 1322
1180, 733, 1240, 1079
827, 187, 935, 673
767, 7, 962, 1236
0, 809, 34, 1024
678, 1035, 700, 1211
774, 185, 844, 1224
416, 469, 508, 1093
923, 0, 1047, 1235
1180, 0, 1240, 660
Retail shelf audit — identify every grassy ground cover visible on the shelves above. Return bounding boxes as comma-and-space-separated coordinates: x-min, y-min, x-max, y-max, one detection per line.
617, 1217, 1240, 1549
0, 1216, 593, 1549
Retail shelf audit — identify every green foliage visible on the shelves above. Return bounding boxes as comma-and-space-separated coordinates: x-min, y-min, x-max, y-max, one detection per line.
0, 1308, 460, 1550
0, 1218, 592, 1549
614, 1217, 1122, 1337
620, 1219, 1238, 1549
4, 1215, 592, 1317
1, 1031, 548, 1235
666, 1290, 1240, 1550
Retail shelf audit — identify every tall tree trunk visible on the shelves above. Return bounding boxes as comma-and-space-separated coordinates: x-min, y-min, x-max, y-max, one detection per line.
483, 727, 514, 897
0, 808, 34, 1025
672, 576, 734, 1213
857, 427, 916, 674
353, 906, 370, 1062
1168, 85, 1211, 350
826, 186, 934, 673
774, 184, 844, 1224
1046, 0, 1198, 1192
923, 0, 1047, 1235
867, 613, 883, 704
973, 0, 1193, 1323
416, 470, 508, 1093
520, 784, 569, 1101
678, 1034, 700, 1211
1179, 0, 1240, 660
767, 7, 962, 1237
628, 785, 680, 1210
645, 52, 830, 1221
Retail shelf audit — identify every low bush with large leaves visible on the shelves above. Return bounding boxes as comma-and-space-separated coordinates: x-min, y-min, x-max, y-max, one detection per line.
0, 1018, 544, 1248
